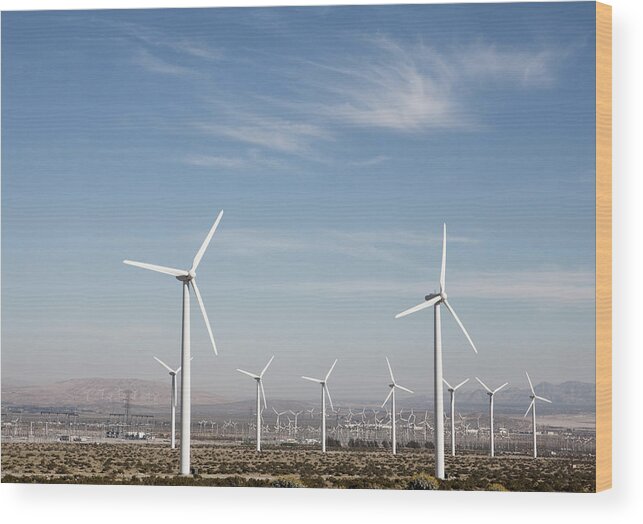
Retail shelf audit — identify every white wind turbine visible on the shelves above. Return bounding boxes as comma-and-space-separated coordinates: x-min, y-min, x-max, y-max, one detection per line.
236, 356, 274, 452
381, 357, 413, 455
475, 377, 508, 458
124, 210, 223, 476
395, 224, 478, 479
524, 371, 552, 458
153, 356, 187, 449
443, 377, 469, 456
302, 359, 337, 453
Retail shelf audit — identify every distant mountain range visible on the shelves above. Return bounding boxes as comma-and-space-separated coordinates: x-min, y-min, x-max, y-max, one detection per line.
404, 381, 596, 415
1, 378, 224, 414
1, 378, 595, 416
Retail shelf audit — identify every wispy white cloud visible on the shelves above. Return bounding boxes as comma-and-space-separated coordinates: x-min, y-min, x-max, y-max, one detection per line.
294, 36, 565, 131
275, 269, 594, 304
215, 227, 476, 263
132, 48, 196, 76
195, 117, 332, 155
349, 155, 391, 167
183, 151, 289, 171
184, 154, 248, 169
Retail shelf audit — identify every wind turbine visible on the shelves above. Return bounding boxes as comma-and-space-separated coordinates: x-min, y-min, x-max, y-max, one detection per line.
524, 371, 552, 458
124, 210, 223, 476
153, 356, 187, 449
381, 357, 413, 455
475, 377, 508, 458
443, 377, 469, 456
395, 224, 478, 479
236, 356, 274, 452
302, 359, 337, 452
289, 410, 303, 435
272, 408, 287, 432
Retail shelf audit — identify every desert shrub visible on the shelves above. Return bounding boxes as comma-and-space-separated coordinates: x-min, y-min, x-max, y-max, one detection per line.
487, 483, 508, 492
272, 476, 305, 488
407, 473, 440, 490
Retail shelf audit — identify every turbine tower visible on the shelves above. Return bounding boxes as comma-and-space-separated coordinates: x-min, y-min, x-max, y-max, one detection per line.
475, 377, 508, 458
153, 356, 185, 449
395, 224, 478, 479
381, 357, 413, 455
236, 356, 274, 452
302, 359, 337, 452
524, 371, 552, 458
124, 210, 223, 475
443, 377, 469, 456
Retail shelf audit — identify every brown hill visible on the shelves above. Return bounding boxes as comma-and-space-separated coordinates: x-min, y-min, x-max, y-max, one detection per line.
1, 378, 225, 411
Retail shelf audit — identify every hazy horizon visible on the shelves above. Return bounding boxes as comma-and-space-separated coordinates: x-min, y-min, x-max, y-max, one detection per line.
2, 3, 597, 402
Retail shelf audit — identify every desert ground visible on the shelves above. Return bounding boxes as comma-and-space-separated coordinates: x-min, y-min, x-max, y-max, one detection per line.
1, 442, 595, 492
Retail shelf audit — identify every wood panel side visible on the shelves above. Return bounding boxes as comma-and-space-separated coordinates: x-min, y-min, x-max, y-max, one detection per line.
595, 1, 612, 493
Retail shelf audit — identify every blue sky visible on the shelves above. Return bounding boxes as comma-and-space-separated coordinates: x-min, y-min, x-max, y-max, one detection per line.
2, 3, 596, 402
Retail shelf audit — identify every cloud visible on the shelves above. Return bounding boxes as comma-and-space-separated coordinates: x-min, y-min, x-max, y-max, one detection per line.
195, 117, 332, 155
132, 48, 196, 76
184, 154, 249, 169
183, 151, 289, 171
274, 269, 594, 304
349, 155, 391, 167
214, 227, 476, 264
296, 36, 564, 131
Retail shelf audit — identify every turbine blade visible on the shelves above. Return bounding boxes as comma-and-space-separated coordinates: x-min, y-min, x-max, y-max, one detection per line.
381, 388, 394, 408
190, 279, 218, 356
524, 399, 535, 418
493, 382, 509, 394
260, 355, 275, 378
325, 384, 334, 412
236, 369, 259, 379
454, 378, 470, 390
475, 377, 492, 393
440, 223, 446, 293
302, 376, 322, 383
123, 260, 187, 277
395, 295, 441, 319
191, 210, 224, 272
442, 300, 477, 354
442, 378, 453, 390
153, 356, 174, 373
395, 384, 414, 394
386, 357, 395, 383
325, 359, 338, 382
525, 371, 535, 395
536, 395, 552, 404
260, 380, 267, 409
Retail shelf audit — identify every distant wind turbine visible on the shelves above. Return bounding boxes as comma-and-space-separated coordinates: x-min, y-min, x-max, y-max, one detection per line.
443, 377, 469, 456
153, 356, 189, 449
236, 356, 274, 452
302, 359, 337, 452
395, 224, 478, 479
124, 210, 223, 475
381, 357, 413, 455
475, 377, 508, 458
524, 371, 552, 458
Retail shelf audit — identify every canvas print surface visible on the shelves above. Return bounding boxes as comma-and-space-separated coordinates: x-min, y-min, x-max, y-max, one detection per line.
1, 2, 605, 492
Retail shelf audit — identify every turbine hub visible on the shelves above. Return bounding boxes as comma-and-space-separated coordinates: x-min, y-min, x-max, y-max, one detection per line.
441, 292, 448, 301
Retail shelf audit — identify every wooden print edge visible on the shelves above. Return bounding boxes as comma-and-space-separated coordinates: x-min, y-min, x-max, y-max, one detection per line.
595, 1, 612, 493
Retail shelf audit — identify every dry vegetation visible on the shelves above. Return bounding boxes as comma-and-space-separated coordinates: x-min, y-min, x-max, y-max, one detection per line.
1, 442, 595, 492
